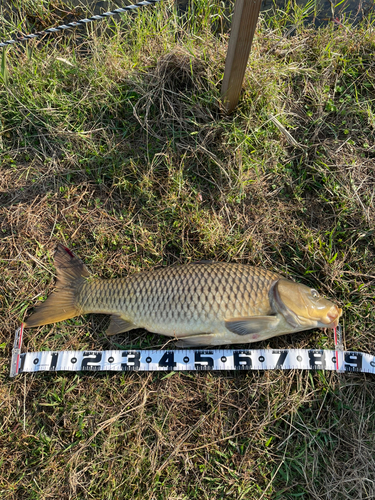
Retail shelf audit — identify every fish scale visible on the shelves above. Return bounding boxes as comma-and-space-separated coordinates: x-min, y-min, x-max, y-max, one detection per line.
24, 244, 342, 346
75, 263, 279, 331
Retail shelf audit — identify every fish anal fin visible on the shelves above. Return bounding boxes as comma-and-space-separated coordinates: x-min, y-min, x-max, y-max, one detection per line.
107, 315, 135, 336
175, 334, 215, 347
225, 316, 279, 336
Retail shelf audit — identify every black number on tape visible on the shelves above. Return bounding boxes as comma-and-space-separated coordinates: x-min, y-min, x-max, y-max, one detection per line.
344, 352, 362, 372
121, 351, 140, 371
308, 350, 326, 370
195, 351, 214, 370
50, 353, 59, 370
81, 352, 102, 371
158, 352, 176, 369
273, 350, 288, 369
19, 353, 26, 373
234, 351, 252, 369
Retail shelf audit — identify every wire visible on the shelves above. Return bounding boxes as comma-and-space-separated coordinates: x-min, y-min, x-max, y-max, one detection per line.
0, 0, 162, 49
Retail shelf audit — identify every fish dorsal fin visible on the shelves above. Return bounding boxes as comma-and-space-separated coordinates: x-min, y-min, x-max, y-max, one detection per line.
225, 316, 279, 336
107, 315, 135, 336
54, 244, 91, 285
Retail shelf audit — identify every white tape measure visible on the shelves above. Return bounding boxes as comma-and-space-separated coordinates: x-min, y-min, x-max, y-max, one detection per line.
10, 324, 375, 377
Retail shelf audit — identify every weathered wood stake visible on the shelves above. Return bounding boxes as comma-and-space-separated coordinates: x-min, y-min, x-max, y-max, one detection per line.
221, 0, 262, 113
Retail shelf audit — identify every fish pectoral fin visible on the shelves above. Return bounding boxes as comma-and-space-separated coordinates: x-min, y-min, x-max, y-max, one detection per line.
176, 334, 215, 347
225, 316, 279, 336
106, 315, 135, 336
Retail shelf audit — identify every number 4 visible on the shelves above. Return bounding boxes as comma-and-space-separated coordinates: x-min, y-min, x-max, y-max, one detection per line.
158, 352, 176, 369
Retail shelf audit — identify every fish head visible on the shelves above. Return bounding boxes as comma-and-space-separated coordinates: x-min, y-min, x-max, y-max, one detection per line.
270, 279, 342, 330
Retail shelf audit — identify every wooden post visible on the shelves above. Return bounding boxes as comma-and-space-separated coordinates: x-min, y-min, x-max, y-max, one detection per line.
221, 0, 262, 113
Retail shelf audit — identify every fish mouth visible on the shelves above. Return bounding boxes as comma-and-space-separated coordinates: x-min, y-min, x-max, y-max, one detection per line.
322, 306, 342, 328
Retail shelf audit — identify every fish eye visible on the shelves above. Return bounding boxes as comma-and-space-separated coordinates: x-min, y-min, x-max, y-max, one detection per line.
311, 289, 320, 298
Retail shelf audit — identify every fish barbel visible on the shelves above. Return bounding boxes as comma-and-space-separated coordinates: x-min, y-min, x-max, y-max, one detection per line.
24, 244, 342, 346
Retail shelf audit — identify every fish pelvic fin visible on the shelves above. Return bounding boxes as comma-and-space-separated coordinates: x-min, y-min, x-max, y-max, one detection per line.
24, 244, 90, 328
107, 315, 135, 336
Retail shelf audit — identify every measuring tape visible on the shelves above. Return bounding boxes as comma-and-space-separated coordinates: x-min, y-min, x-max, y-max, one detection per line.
9, 324, 375, 377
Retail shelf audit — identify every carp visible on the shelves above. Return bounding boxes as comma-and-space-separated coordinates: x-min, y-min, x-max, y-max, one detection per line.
25, 244, 342, 346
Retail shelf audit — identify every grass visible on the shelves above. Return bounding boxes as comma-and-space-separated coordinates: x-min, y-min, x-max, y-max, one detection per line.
1, 0, 375, 498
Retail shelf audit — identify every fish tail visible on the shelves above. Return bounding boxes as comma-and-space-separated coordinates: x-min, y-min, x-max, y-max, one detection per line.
24, 244, 91, 328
